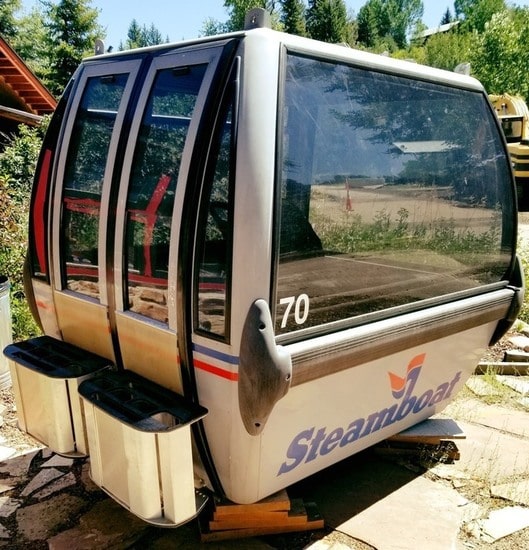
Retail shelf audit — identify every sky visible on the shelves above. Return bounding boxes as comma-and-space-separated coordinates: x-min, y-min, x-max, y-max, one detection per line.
21, 1, 529, 52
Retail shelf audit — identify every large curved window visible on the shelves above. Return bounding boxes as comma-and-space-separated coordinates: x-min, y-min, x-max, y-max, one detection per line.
124, 64, 207, 323
62, 73, 128, 299
275, 54, 515, 336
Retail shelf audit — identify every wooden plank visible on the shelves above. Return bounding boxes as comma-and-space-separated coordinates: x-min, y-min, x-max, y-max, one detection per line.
201, 519, 325, 542
212, 509, 289, 523
388, 418, 466, 445
209, 507, 307, 531
213, 489, 291, 516
211, 511, 291, 530
210, 499, 307, 530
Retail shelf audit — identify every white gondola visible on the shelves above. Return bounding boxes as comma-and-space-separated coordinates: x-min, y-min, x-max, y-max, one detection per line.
4, 9, 523, 528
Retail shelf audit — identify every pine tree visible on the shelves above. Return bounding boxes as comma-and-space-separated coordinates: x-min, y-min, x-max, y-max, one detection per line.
441, 8, 454, 25
281, 0, 307, 36
306, 0, 352, 44
43, 0, 103, 96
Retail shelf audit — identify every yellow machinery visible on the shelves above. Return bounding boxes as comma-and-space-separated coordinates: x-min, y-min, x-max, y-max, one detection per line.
490, 93, 529, 209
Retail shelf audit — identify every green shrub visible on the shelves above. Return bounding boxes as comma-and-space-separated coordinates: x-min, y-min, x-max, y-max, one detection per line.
0, 120, 48, 341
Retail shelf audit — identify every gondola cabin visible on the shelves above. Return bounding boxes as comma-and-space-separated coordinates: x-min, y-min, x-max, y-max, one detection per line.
4, 10, 523, 527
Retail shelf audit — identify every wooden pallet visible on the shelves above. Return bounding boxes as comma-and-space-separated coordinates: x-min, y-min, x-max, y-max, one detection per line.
199, 489, 324, 542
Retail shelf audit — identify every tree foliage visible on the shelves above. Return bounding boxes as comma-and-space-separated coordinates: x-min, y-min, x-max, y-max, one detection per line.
281, 0, 306, 36
470, 8, 529, 100
357, 0, 423, 50
306, 0, 355, 44
441, 8, 455, 25
454, 0, 506, 32
0, 121, 48, 340
120, 19, 168, 50
423, 29, 472, 72
42, 0, 103, 96
0, 0, 20, 40
10, 6, 49, 81
223, 0, 281, 31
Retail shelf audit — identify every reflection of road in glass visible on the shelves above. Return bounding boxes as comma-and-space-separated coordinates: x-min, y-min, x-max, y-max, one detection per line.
312, 183, 498, 235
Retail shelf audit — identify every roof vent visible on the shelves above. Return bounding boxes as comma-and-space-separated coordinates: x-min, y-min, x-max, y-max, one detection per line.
244, 8, 271, 30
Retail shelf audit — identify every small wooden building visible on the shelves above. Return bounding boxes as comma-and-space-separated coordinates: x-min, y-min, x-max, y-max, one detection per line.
0, 35, 56, 146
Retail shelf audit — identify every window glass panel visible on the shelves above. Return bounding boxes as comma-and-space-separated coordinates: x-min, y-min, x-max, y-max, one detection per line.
62, 73, 128, 298
124, 64, 207, 322
196, 103, 233, 338
276, 55, 515, 335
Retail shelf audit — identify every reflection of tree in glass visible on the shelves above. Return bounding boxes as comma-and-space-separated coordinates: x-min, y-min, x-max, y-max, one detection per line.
285, 56, 509, 207
126, 65, 208, 253
205, 112, 232, 243
66, 118, 114, 194
65, 74, 128, 194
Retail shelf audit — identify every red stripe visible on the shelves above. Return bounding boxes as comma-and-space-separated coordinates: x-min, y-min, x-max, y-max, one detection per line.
194, 359, 238, 381
33, 149, 52, 276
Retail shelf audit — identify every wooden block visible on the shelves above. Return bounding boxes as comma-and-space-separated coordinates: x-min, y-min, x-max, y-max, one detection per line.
200, 500, 324, 542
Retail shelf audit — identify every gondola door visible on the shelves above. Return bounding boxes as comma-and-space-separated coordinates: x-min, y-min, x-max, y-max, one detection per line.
113, 44, 234, 393
51, 60, 141, 361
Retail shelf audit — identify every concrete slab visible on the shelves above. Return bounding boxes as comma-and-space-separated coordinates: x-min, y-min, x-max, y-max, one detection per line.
442, 396, 529, 438
443, 420, 529, 484
465, 377, 503, 397
0, 496, 20, 517
496, 375, 529, 395
0, 449, 38, 477
508, 335, 529, 350
519, 397, 529, 409
491, 479, 529, 506
20, 467, 64, 497
336, 475, 464, 550
41, 454, 74, 468
34, 471, 76, 500
0, 481, 14, 494
391, 418, 465, 442
468, 506, 529, 543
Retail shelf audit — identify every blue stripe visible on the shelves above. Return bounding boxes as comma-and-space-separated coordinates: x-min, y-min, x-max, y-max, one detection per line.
193, 343, 239, 365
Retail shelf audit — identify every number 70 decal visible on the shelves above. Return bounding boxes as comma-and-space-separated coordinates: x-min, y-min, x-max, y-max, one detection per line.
279, 294, 310, 328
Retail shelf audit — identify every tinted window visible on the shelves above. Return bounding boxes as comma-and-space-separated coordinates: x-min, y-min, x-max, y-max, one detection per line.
276, 55, 515, 335
124, 65, 207, 322
61, 73, 128, 299
195, 100, 235, 339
